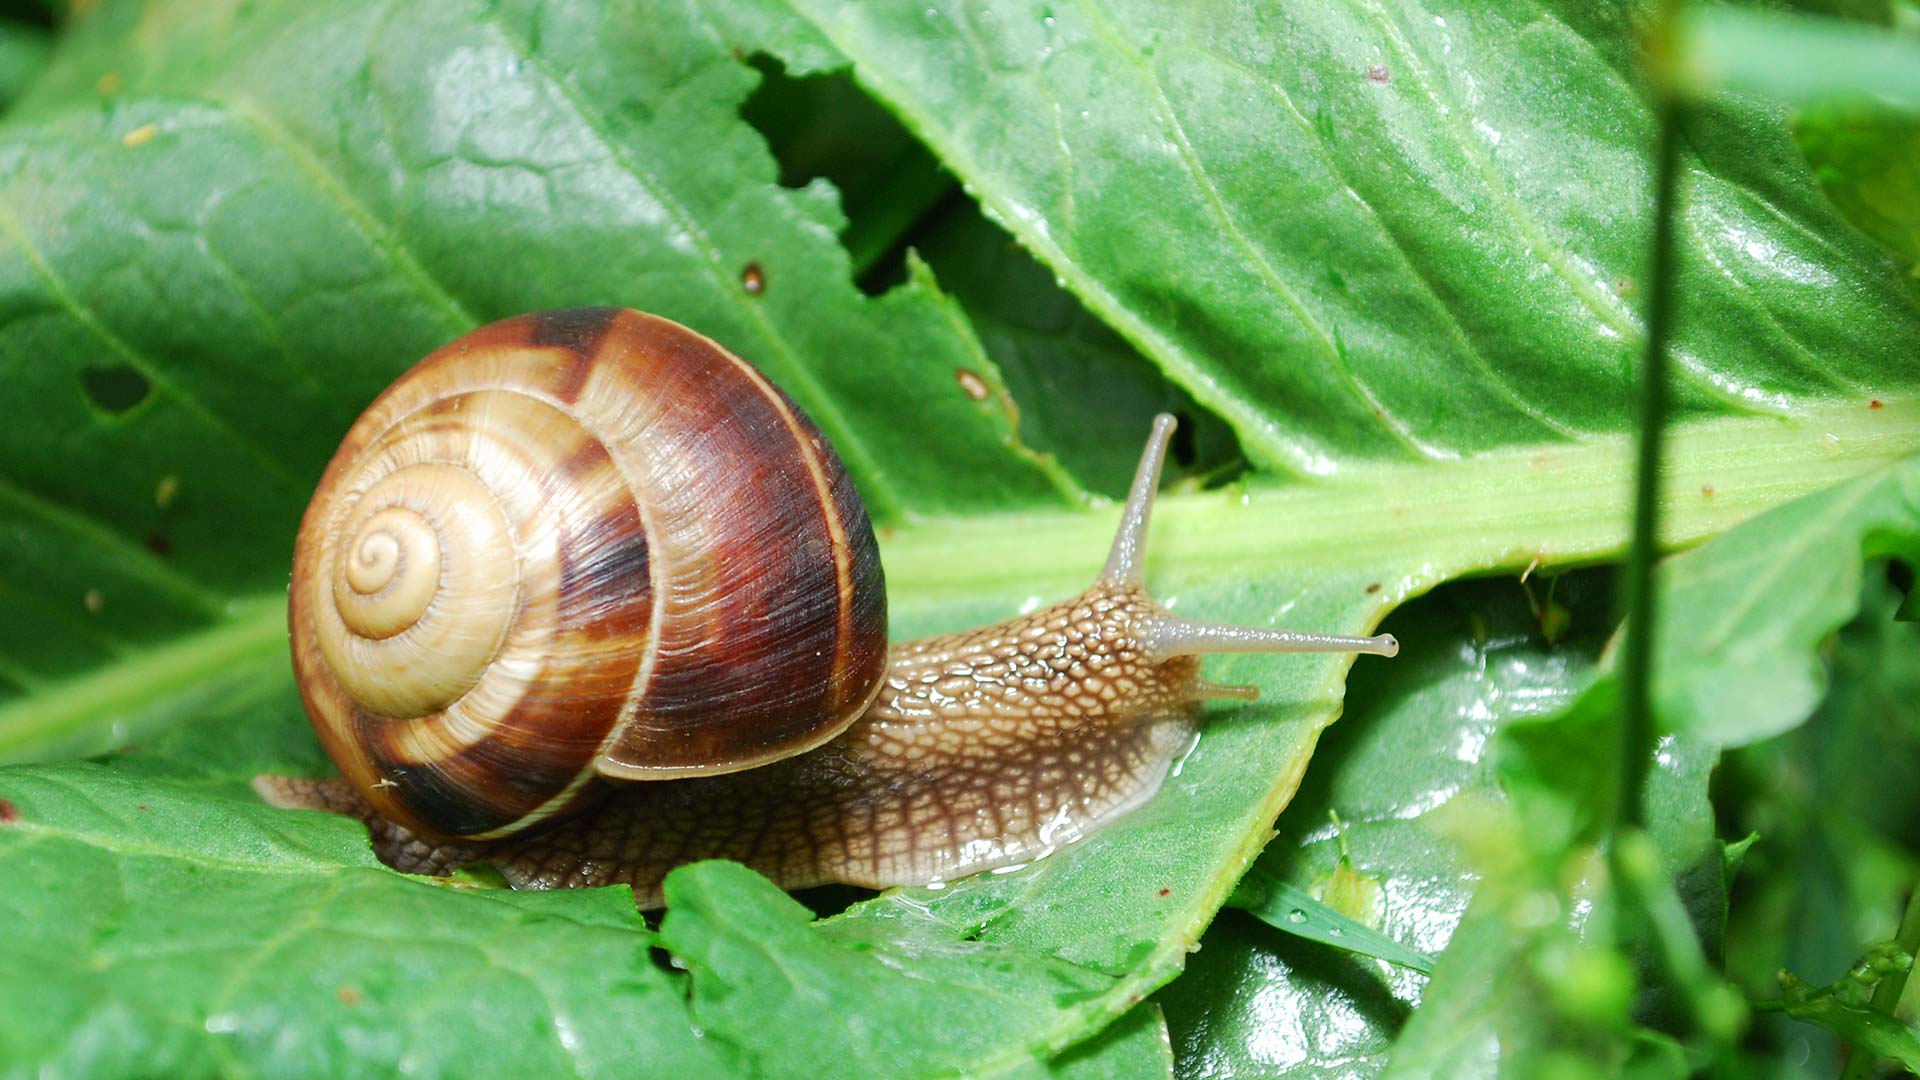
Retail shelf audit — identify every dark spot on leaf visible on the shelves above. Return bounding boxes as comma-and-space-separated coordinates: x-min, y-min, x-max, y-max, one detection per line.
337, 985, 361, 1006
954, 368, 990, 402
0, 799, 16, 823
80, 364, 152, 416
137, 803, 149, 811
1365, 582, 1382, 594
1367, 64, 1390, 84
740, 261, 766, 295
1701, 485, 1715, 498
1871, 399, 1884, 409
1157, 888, 1171, 897
145, 532, 173, 557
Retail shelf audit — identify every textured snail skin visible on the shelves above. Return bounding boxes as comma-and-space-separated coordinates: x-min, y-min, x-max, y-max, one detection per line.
263, 585, 1201, 907
288, 309, 887, 841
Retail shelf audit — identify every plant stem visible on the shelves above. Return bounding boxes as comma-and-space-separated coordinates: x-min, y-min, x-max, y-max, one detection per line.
1615, 91, 1683, 832
1838, 886, 1920, 1080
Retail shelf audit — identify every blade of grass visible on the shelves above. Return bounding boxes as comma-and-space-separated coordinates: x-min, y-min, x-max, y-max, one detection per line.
1228, 866, 1436, 976
1617, 10, 1683, 838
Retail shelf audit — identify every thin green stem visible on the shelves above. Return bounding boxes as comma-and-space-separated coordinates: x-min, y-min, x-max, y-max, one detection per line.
1611, 4, 1686, 1033
1838, 886, 1920, 1080
1616, 829, 1748, 1045
1615, 87, 1684, 834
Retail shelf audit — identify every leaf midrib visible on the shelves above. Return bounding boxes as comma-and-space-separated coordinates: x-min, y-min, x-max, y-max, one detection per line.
5, 399, 1913, 765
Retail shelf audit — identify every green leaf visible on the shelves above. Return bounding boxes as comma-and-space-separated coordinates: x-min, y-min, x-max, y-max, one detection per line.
1720, 573, 1920, 1065
660, 861, 1117, 1077
1391, 456, 1920, 1074
1157, 573, 1614, 1077
1796, 103, 1920, 270
1630, 455, 1920, 750
0, 0, 1085, 740
0, 18, 49, 111
0, 765, 733, 1079
1044, 1005, 1174, 1080
762, 0, 1920, 474
1159, 913, 1409, 1080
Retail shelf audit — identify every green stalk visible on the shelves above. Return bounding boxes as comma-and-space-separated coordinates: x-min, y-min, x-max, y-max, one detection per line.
1838, 887, 1920, 1080
5, 401, 1916, 766
1615, 70, 1683, 833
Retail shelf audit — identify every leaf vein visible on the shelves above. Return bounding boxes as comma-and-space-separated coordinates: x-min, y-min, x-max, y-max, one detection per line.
0, 187, 309, 494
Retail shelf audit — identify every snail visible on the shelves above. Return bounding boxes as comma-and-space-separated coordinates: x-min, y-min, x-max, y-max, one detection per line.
256, 308, 1398, 908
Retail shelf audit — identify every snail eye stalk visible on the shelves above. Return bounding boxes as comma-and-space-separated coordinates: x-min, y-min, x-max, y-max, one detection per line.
1097, 412, 1399, 665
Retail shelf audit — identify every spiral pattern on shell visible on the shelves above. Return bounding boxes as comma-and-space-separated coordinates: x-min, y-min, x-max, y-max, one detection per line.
289, 309, 888, 840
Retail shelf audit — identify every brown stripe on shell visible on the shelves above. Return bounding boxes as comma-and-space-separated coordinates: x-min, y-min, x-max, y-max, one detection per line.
555, 500, 653, 643
704, 340, 886, 744
531, 308, 622, 403
581, 311, 887, 778
531, 307, 623, 353
346, 703, 606, 839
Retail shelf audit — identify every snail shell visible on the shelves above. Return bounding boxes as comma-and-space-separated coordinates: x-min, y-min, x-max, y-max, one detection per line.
289, 308, 887, 840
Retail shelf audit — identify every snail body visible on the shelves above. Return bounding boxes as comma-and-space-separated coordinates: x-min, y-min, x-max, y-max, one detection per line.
259, 309, 1397, 907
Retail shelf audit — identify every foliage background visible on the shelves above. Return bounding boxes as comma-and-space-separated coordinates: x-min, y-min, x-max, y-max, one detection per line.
0, 0, 1917, 1076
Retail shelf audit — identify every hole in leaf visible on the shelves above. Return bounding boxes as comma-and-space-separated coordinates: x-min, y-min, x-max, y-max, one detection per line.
903, 196, 1250, 496
1171, 409, 1200, 468
80, 364, 152, 416
739, 54, 954, 293
0, 1, 54, 28
1888, 558, 1914, 614
788, 882, 876, 918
